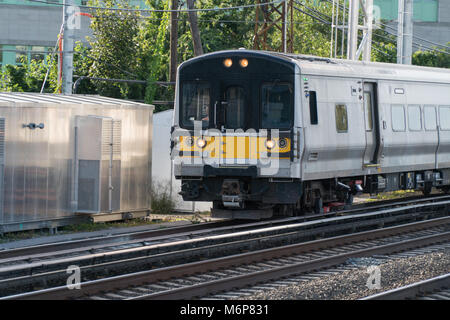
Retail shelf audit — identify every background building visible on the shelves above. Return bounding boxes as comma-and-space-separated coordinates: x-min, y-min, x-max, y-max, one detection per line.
0, 0, 147, 67
0, 0, 449, 68
374, 0, 450, 49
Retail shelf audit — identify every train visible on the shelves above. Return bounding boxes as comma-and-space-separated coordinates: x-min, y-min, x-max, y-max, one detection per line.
170, 49, 450, 219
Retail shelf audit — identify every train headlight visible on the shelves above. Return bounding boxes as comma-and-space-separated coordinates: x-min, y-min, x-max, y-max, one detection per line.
265, 139, 275, 150
223, 58, 233, 68
239, 58, 249, 68
185, 137, 195, 147
278, 138, 287, 149
196, 138, 207, 148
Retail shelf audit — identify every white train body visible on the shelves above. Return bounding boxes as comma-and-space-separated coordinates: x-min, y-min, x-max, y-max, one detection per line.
171, 50, 450, 218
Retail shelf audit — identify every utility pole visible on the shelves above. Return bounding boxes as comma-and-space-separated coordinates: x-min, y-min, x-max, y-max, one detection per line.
346, 0, 359, 60
397, 0, 413, 64
169, 0, 178, 82
362, 0, 373, 62
187, 0, 203, 56
346, 0, 373, 62
62, 0, 75, 94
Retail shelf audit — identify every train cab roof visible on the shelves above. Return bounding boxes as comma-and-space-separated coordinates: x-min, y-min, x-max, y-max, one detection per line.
183, 49, 450, 85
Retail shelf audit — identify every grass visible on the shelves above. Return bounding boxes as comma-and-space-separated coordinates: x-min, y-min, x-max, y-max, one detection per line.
0, 217, 164, 244
150, 181, 176, 215
363, 189, 421, 202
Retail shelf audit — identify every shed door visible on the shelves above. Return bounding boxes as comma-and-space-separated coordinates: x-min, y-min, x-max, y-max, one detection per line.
363, 83, 380, 165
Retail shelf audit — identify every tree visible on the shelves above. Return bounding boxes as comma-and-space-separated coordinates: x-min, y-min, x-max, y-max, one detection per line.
87, 0, 143, 99
0, 56, 56, 93
140, 0, 171, 107
412, 45, 450, 69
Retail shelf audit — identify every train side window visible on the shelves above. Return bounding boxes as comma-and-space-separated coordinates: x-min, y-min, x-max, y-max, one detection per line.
363, 92, 373, 131
439, 106, 450, 130
407, 105, 422, 131
335, 104, 348, 132
391, 104, 405, 132
309, 91, 318, 125
424, 105, 437, 131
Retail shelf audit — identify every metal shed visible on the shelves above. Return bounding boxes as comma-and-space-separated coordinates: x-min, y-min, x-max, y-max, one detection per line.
0, 93, 154, 233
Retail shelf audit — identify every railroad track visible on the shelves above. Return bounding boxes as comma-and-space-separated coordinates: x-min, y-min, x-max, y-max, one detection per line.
1, 193, 448, 261
362, 273, 450, 300
0, 196, 449, 298
4, 215, 449, 300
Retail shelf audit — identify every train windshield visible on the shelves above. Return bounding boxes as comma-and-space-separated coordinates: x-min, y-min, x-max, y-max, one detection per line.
261, 82, 293, 129
224, 86, 246, 129
181, 81, 210, 128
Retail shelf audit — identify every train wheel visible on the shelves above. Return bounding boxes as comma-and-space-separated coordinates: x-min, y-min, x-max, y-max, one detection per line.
423, 182, 432, 196
314, 197, 323, 214
345, 193, 354, 205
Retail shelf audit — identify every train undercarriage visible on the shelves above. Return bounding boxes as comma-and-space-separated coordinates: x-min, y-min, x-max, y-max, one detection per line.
179, 169, 450, 219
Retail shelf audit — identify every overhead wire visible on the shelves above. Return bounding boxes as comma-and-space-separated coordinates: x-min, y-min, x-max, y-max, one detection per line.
318, 0, 450, 54
26, 0, 284, 13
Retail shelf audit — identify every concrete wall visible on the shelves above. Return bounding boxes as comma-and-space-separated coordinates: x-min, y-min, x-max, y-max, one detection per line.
439, 0, 450, 23
152, 110, 212, 213
412, 0, 450, 47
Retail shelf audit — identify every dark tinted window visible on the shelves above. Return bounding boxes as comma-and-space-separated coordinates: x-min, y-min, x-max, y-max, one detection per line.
225, 86, 246, 129
181, 82, 210, 128
309, 91, 318, 125
261, 83, 293, 129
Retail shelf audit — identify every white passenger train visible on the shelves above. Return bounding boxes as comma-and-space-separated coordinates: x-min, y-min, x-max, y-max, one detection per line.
171, 49, 450, 219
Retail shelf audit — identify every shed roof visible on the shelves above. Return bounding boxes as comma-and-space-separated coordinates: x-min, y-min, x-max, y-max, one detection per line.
0, 93, 154, 109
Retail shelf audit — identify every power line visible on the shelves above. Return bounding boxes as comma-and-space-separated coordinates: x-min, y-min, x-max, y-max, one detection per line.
319, 0, 450, 53
293, 1, 395, 59
379, 21, 450, 50
296, 0, 449, 55
26, 0, 284, 13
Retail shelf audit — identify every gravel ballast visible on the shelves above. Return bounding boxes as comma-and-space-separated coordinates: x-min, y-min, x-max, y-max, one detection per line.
239, 250, 450, 300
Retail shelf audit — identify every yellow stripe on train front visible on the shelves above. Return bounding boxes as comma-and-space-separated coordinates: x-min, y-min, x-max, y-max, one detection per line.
179, 136, 290, 159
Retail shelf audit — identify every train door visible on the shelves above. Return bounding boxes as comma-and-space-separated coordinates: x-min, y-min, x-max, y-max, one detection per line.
363, 83, 380, 165
436, 105, 450, 169
214, 80, 250, 131
213, 80, 251, 164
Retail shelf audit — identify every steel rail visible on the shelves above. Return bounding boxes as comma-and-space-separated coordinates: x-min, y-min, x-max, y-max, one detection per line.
361, 273, 450, 300
4, 216, 449, 300
0, 220, 240, 260
130, 232, 450, 300
1, 193, 448, 262
1, 199, 448, 280
0, 206, 444, 298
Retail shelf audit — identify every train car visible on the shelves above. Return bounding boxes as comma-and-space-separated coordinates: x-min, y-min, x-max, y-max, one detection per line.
171, 49, 450, 219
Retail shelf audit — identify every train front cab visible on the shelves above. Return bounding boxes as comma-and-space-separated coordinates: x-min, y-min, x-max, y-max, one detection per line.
173, 51, 303, 219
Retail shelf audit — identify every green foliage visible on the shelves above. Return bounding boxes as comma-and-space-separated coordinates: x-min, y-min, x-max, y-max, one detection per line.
71, 42, 96, 94
412, 45, 450, 68
1, 0, 448, 102
196, 0, 255, 52
150, 182, 175, 215
0, 56, 53, 92
142, 0, 171, 105
87, 0, 144, 99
